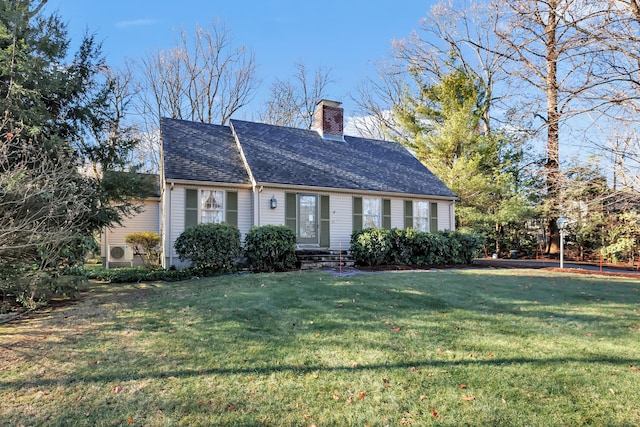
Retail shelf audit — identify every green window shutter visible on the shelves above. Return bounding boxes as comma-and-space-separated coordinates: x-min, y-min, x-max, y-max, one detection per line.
430, 202, 438, 232
320, 195, 330, 247
226, 191, 238, 227
382, 199, 391, 229
404, 200, 413, 229
285, 192, 297, 232
353, 197, 363, 231
185, 189, 198, 229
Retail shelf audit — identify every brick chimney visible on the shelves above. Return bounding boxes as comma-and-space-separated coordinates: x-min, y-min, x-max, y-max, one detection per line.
314, 100, 344, 141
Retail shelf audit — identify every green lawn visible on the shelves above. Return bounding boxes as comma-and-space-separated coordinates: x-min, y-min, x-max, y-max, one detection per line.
1, 269, 639, 426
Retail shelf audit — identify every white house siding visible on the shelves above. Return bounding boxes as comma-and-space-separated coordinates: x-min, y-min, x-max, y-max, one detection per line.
258, 188, 286, 226
101, 198, 160, 268
163, 184, 252, 269
255, 190, 456, 251
326, 192, 355, 251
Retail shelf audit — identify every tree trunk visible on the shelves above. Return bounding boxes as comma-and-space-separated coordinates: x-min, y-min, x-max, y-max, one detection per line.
545, 0, 561, 254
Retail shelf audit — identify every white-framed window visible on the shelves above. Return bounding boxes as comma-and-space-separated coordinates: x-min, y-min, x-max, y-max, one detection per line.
413, 201, 430, 232
363, 197, 381, 228
185, 188, 237, 229
201, 190, 224, 224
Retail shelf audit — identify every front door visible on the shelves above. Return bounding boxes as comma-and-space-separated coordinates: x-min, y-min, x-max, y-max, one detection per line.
297, 194, 318, 245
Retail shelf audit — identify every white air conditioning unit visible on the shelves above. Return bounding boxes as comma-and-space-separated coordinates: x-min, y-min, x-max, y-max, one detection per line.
108, 244, 133, 267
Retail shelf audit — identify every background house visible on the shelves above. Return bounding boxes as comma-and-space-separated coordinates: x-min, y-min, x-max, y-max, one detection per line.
100, 174, 161, 268
160, 100, 457, 269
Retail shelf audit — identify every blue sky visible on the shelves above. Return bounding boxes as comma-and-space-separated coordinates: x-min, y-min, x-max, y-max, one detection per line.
44, 0, 436, 117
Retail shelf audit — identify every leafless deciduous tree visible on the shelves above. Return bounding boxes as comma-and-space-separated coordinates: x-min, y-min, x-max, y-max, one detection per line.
259, 62, 333, 129
138, 22, 259, 126
492, 0, 612, 190
351, 0, 506, 140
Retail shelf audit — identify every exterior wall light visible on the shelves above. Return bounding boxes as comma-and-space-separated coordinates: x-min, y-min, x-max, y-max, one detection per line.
270, 196, 277, 209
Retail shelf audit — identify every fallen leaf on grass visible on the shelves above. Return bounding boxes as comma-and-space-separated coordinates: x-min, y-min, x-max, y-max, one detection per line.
419, 395, 428, 400
332, 392, 340, 400
113, 386, 125, 394
431, 408, 439, 417
127, 417, 133, 424
358, 391, 367, 400
391, 326, 401, 332
462, 395, 475, 401
630, 364, 639, 373
458, 384, 467, 389
350, 362, 359, 368
346, 396, 354, 404
158, 353, 167, 358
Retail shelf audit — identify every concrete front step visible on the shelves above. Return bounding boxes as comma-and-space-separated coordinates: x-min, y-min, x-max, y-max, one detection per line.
299, 260, 356, 270
296, 249, 354, 270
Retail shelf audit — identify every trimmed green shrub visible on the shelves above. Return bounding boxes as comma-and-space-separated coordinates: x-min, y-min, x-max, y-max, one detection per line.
244, 225, 297, 272
350, 228, 483, 267
174, 223, 241, 273
350, 228, 393, 266
126, 231, 161, 268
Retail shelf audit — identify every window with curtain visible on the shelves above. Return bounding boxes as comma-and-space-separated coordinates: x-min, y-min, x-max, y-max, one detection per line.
363, 197, 381, 228
413, 201, 430, 232
201, 190, 224, 223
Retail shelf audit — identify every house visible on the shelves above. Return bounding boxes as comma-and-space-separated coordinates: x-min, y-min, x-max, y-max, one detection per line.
160, 100, 457, 268
100, 174, 161, 268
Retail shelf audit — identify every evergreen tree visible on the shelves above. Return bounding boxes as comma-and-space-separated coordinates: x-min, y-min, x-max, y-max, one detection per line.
0, 0, 151, 306
394, 66, 536, 254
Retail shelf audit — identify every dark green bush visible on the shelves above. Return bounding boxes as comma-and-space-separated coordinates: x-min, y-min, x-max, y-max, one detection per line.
85, 267, 194, 283
1, 265, 84, 309
174, 222, 241, 273
351, 228, 393, 266
350, 228, 483, 267
244, 225, 297, 272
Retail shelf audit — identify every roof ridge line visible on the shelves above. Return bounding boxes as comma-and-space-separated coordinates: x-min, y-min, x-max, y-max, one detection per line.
229, 120, 257, 188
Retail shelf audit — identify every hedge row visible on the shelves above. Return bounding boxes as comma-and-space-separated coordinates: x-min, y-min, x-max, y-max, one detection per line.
350, 228, 484, 267
85, 267, 194, 283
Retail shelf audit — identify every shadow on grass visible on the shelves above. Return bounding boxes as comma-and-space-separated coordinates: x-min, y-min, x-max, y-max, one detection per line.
1, 354, 637, 389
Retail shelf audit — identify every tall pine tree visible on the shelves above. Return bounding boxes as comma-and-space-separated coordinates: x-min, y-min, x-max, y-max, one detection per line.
0, 0, 151, 306
394, 66, 536, 254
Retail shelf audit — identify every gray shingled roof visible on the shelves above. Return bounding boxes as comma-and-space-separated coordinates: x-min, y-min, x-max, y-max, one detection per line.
160, 116, 456, 198
161, 118, 250, 184
230, 119, 457, 198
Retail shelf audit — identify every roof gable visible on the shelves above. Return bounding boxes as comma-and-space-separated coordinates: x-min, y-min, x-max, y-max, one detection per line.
161, 118, 250, 184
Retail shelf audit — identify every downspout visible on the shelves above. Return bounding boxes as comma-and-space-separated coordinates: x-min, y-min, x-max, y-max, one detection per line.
258, 186, 263, 226
167, 182, 173, 267
449, 201, 455, 231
